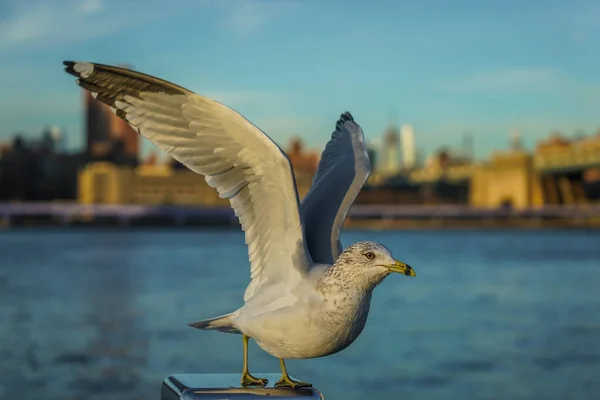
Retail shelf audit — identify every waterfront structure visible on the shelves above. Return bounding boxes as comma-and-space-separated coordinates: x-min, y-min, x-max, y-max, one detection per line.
76, 130, 600, 209
79, 162, 315, 206
414, 132, 600, 209
78, 136, 317, 206
400, 124, 416, 169
469, 150, 544, 209
84, 64, 139, 161
382, 124, 400, 174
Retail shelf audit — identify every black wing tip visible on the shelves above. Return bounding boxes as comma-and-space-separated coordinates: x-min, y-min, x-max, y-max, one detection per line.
335, 111, 355, 130
63, 61, 76, 76
63, 60, 93, 78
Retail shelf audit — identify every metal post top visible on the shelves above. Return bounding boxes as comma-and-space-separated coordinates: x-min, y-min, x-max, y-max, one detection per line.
161, 374, 324, 400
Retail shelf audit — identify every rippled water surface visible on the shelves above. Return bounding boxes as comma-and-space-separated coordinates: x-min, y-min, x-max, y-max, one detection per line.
1, 228, 599, 399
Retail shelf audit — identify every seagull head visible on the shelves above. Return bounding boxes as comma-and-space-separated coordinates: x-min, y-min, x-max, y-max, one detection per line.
333, 241, 415, 290
349, 241, 415, 276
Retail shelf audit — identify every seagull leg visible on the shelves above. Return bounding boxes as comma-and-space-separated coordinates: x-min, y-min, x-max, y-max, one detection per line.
240, 334, 268, 388
274, 358, 312, 389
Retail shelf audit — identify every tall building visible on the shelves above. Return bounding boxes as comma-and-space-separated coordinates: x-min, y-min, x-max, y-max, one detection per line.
366, 143, 378, 172
286, 138, 319, 177
382, 124, 400, 174
461, 132, 474, 160
510, 129, 523, 150
84, 64, 139, 161
85, 90, 109, 155
109, 106, 140, 157
400, 124, 416, 169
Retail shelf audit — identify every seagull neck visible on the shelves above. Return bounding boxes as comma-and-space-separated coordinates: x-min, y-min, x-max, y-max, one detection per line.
318, 263, 387, 295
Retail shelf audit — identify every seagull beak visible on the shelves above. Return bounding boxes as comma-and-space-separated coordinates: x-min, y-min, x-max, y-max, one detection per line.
386, 260, 416, 277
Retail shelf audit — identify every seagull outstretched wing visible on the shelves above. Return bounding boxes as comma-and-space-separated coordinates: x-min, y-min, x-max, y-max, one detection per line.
301, 112, 371, 265
63, 61, 313, 301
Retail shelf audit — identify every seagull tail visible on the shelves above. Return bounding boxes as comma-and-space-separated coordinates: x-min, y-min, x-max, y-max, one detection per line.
188, 313, 241, 334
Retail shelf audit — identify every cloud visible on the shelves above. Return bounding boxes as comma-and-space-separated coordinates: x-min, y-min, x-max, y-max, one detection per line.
79, 0, 104, 15
445, 67, 600, 102
566, 3, 600, 45
0, 0, 156, 52
254, 115, 331, 149
460, 68, 560, 92
202, 90, 289, 107
221, 0, 300, 35
0, 91, 80, 118
0, 0, 298, 51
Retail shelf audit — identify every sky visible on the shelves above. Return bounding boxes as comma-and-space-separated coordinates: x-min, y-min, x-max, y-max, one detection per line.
0, 0, 599, 160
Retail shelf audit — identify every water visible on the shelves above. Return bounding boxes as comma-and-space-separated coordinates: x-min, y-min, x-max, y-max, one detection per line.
1, 228, 599, 400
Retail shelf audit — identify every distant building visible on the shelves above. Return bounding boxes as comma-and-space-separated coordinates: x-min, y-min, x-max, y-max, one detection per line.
510, 129, 523, 150
366, 143, 378, 172
78, 127, 321, 206
78, 161, 315, 206
0, 142, 10, 158
460, 132, 474, 161
400, 124, 416, 169
470, 150, 543, 209
84, 63, 139, 162
143, 151, 158, 166
286, 138, 319, 177
535, 131, 571, 155
0, 132, 86, 201
79, 162, 223, 206
85, 90, 109, 154
382, 124, 400, 174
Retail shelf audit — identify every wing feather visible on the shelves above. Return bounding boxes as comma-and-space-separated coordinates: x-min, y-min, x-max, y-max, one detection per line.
64, 61, 313, 301
301, 112, 371, 265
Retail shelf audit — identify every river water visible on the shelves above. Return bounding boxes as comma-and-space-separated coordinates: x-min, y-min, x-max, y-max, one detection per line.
1, 228, 599, 399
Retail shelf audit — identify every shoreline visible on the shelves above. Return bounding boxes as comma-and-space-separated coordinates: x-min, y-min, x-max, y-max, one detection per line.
1, 202, 600, 230
2, 216, 600, 230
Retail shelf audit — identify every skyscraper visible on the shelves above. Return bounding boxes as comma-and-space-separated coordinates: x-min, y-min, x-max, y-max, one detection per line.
400, 124, 416, 169
108, 106, 140, 157
510, 129, 523, 150
382, 124, 399, 174
85, 89, 109, 155
461, 132, 474, 160
84, 64, 139, 161
366, 143, 378, 172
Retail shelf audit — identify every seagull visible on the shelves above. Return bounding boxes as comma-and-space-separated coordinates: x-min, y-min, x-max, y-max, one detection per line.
63, 61, 416, 389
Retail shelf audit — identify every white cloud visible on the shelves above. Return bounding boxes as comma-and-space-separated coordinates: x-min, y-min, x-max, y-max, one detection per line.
254, 115, 330, 150
202, 90, 288, 107
0, 0, 299, 51
79, 0, 104, 15
0, 91, 80, 117
566, 3, 600, 45
447, 67, 600, 104
461, 68, 560, 92
0, 0, 156, 52
222, 0, 300, 34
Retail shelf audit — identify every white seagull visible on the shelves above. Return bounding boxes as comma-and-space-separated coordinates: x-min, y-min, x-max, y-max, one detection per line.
63, 61, 416, 389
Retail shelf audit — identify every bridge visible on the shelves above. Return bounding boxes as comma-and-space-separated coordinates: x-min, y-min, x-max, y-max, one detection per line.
406, 149, 600, 184
534, 150, 600, 174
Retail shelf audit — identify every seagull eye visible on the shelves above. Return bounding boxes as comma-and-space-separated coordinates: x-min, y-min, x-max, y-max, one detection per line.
365, 252, 375, 260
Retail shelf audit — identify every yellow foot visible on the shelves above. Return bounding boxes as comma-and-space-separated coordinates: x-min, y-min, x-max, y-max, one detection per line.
274, 375, 312, 389
240, 372, 268, 388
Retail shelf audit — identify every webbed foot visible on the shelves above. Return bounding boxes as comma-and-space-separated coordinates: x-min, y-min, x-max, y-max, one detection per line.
240, 372, 269, 388
274, 375, 312, 389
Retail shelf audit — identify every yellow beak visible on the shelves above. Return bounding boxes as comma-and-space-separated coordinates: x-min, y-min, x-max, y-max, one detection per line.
386, 260, 416, 277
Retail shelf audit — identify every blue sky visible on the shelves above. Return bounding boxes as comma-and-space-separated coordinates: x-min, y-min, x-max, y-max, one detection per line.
0, 0, 598, 160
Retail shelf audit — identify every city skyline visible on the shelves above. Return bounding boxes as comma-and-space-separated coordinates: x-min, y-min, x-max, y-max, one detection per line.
1, 0, 599, 159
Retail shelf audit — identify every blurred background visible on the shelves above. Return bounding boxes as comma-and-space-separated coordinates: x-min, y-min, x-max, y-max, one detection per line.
1, 0, 599, 399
